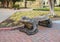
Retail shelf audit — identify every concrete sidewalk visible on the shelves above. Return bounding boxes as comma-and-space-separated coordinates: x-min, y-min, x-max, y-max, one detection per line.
0, 8, 32, 23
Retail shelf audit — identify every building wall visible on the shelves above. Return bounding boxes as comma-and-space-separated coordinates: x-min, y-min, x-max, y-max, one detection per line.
44, 0, 60, 6
26, 0, 60, 8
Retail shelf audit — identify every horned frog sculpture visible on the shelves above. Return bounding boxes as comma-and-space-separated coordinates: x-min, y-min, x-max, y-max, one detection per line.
19, 0, 55, 35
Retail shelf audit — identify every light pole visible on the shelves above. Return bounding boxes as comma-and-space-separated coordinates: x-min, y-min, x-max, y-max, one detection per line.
48, 0, 56, 16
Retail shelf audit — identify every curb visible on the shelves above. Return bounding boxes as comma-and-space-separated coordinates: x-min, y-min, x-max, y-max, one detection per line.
0, 28, 12, 30
0, 25, 24, 31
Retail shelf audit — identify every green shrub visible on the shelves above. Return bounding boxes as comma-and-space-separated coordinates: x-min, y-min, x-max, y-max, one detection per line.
33, 7, 60, 11
13, 4, 20, 9
54, 7, 60, 11
33, 8, 49, 11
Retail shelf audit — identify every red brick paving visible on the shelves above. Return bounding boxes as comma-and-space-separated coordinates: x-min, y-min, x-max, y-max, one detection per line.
0, 23, 60, 42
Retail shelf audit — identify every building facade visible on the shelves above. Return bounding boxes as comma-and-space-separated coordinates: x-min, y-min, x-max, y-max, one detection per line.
44, 0, 60, 6
26, 0, 60, 8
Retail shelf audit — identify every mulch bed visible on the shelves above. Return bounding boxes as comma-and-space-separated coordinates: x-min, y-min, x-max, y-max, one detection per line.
0, 18, 24, 28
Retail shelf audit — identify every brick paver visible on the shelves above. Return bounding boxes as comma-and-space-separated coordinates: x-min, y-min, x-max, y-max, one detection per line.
0, 23, 60, 42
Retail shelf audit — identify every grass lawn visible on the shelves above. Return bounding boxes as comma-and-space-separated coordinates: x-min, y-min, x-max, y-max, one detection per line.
10, 11, 49, 21
0, 11, 60, 27
10, 11, 60, 21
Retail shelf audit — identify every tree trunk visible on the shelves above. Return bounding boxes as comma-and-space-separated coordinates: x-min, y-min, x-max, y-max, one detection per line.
48, 0, 55, 16
24, 0, 27, 8
7, 1, 9, 8
2, 0, 7, 8
9, 0, 13, 8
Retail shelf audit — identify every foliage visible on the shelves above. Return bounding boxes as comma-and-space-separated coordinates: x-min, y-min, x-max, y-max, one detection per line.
33, 8, 49, 11
27, 0, 35, 1
13, 4, 20, 9
33, 7, 60, 11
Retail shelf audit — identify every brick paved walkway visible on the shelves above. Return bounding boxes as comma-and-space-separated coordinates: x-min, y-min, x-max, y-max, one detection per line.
0, 23, 60, 42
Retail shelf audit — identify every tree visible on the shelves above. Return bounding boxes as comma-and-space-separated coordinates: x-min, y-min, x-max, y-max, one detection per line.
7, 0, 9, 8
0, 0, 21, 8
12, 0, 17, 6
0, 0, 7, 8
23, 0, 35, 8
12, 0, 22, 5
